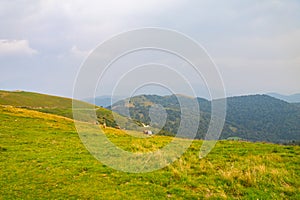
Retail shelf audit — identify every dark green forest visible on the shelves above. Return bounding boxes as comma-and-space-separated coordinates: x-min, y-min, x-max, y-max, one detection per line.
110, 94, 300, 143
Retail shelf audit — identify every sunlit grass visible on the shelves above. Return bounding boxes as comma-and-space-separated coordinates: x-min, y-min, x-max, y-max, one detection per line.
0, 106, 299, 199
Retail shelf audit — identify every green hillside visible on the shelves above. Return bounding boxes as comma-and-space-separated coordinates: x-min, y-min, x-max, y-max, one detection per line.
0, 90, 94, 119
0, 90, 85, 108
0, 90, 140, 129
0, 106, 300, 199
110, 94, 300, 143
225, 95, 300, 142
293, 103, 300, 109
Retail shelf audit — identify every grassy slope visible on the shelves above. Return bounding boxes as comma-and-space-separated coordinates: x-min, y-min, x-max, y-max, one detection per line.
0, 90, 99, 108
0, 90, 137, 128
0, 90, 95, 119
0, 106, 299, 199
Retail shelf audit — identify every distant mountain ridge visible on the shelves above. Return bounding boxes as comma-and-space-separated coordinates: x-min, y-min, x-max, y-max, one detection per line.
89, 93, 300, 108
110, 94, 300, 143
267, 93, 300, 103
83, 95, 126, 107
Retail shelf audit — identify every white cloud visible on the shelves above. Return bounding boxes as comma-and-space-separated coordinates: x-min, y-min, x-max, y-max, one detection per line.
70, 45, 91, 58
0, 39, 38, 56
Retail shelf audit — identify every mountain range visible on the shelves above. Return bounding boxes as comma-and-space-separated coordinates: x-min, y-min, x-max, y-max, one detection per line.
83, 95, 126, 107
1, 90, 299, 143
109, 94, 300, 143
267, 93, 300, 103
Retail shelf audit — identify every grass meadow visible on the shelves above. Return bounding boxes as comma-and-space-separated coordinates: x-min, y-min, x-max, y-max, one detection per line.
0, 106, 299, 199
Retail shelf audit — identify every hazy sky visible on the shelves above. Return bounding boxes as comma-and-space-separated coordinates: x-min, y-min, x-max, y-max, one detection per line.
1, 0, 299, 98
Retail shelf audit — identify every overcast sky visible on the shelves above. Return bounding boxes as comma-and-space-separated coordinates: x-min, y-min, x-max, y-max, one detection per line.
1, 0, 299, 98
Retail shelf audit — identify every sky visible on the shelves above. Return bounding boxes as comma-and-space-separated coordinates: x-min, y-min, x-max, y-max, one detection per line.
1, 0, 300, 99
